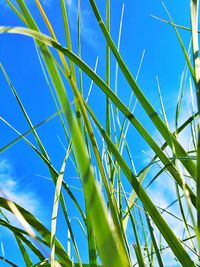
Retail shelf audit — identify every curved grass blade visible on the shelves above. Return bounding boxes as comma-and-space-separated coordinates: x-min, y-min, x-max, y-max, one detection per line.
0, 26, 196, 207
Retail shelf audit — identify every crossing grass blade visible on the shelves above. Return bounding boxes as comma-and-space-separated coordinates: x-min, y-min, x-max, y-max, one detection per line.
0, 26, 196, 207
0, 198, 72, 265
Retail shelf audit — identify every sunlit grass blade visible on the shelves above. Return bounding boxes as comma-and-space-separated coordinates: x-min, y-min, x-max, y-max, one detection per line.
0, 199, 71, 265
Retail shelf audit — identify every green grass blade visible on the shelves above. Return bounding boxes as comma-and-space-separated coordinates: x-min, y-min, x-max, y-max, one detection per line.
122, 187, 145, 267
190, 0, 200, 251
50, 148, 70, 267
162, 2, 195, 81
0, 111, 59, 153
0, 64, 50, 160
106, 0, 111, 138
16, 238, 33, 266
0, 256, 18, 267
146, 215, 165, 267
89, 0, 196, 178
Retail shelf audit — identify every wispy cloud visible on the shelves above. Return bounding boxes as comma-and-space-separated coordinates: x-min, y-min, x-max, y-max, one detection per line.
0, 159, 40, 217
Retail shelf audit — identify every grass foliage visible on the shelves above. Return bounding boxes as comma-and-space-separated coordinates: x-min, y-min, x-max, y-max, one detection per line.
0, 0, 200, 266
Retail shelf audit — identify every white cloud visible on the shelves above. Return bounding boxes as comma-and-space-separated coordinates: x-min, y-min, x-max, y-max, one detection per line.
0, 159, 40, 219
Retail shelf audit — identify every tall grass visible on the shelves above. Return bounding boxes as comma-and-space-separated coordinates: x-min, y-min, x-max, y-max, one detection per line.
0, 0, 199, 266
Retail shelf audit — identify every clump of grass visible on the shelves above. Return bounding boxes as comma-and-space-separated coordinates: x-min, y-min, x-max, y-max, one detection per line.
0, 0, 199, 266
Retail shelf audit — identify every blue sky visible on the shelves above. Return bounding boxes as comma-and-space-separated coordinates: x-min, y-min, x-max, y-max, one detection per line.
0, 0, 195, 266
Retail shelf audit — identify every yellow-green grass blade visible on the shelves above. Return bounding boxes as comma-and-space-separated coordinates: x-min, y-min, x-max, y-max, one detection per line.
60, 0, 77, 83
14, 0, 121, 239
86, 104, 196, 266
77, 4, 97, 261
0, 199, 72, 265
3, 5, 130, 265
89, 0, 196, 178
